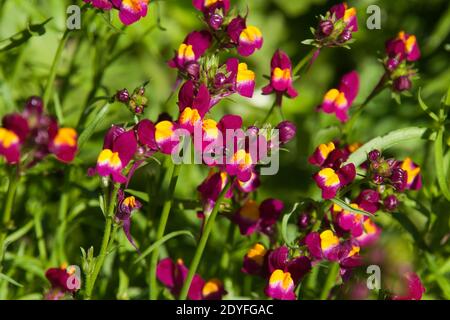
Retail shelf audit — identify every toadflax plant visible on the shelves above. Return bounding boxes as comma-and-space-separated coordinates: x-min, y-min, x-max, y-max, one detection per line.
0, 0, 449, 302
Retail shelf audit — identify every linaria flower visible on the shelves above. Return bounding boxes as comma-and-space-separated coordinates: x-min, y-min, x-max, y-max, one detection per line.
391, 272, 425, 300
168, 31, 212, 73
400, 157, 422, 190
265, 269, 296, 300
319, 71, 359, 122
116, 190, 142, 250
262, 50, 298, 99
84, 0, 150, 25
313, 163, 356, 199
227, 16, 263, 57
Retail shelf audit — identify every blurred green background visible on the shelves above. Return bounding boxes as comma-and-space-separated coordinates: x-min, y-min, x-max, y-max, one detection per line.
0, 0, 449, 299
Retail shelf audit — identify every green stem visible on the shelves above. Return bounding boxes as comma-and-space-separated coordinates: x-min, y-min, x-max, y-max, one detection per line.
85, 183, 120, 299
319, 262, 339, 300
43, 29, 70, 107
262, 95, 283, 124
178, 180, 232, 300
434, 128, 450, 201
0, 169, 20, 265
149, 163, 181, 300
293, 48, 317, 76
34, 212, 47, 263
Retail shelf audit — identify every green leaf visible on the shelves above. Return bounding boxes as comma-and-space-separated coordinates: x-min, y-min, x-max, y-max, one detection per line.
418, 88, 439, 121
134, 231, 195, 264
0, 273, 23, 287
77, 103, 111, 149
330, 198, 372, 217
4, 221, 34, 245
434, 129, 450, 201
281, 203, 299, 247
346, 127, 428, 167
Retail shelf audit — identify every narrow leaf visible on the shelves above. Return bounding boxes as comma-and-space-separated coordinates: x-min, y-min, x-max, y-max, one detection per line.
331, 198, 372, 217
0, 273, 23, 287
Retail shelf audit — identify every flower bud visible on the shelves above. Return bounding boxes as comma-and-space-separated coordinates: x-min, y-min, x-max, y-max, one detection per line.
185, 62, 200, 78
317, 20, 334, 38
393, 76, 412, 92
391, 168, 407, 191
383, 195, 399, 211
368, 150, 381, 162
386, 57, 399, 72
214, 72, 227, 88
24, 96, 44, 117
339, 29, 353, 43
209, 13, 223, 30
116, 89, 130, 103
298, 213, 311, 229
373, 174, 384, 185
276, 121, 297, 145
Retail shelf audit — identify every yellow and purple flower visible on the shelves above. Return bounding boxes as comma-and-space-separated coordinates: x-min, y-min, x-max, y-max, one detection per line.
329, 3, 358, 34
115, 190, 142, 251
262, 50, 298, 99
232, 198, 284, 235
332, 203, 366, 237
44, 265, 80, 300
225, 58, 256, 98
386, 31, 420, 66
320, 71, 359, 123
197, 170, 231, 217
0, 124, 23, 164
400, 157, 422, 190
155, 120, 180, 155
84, 0, 149, 25
242, 243, 269, 276
48, 127, 78, 163
168, 31, 212, 73
93, 126, 137, 183
178, 80, 212, 133
265, 269, 296, 300
354, 217, 381, 247
313, 163, 356, 199
227, 16, 263, 57
157, 258, 226, 300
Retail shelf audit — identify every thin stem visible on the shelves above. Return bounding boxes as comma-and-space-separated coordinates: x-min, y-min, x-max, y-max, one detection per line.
343, 73, 388, 138
319, 262, 340, 300
0, 169, 20, 265
149, 163, 181, 300
262, 95, 283, 125
85, 183, 120, 299
293, 48, 317, 76
178, 180, 233, 301
43, 29, 70, 107
34, 211, 47, 263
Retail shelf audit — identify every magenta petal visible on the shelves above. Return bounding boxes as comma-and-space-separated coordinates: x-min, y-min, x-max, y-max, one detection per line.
186, 30, 212, 58
287, 256, 311, 283
339, 71, 359, 105
112, 130, 137, 166
178, 80, 195, 111
267, 246, 289, 273
2, 113, 29, 142
103, 125, 126, 150
304, 232, 323, 260
259, 198, 284, 229
337, 163, 356, 186
156, 258, 176, 288
135, 119, 157, 150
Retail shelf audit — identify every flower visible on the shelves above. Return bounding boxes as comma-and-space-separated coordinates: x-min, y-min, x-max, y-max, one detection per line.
168, 31, 212, 73
154, 120, 180, 155
192, 0, 230, 30
84, 0, 150, 25
265, 269, 296, 300
92, 126, 137, 183
355, 189, 380, 214
332, 203, 366, 237
313, 163, 356, 199
225, 58, 256, 98
391, 272, 425, 300
355, 217, 381, 247
0, 97, 78, 165
178, 81, 212, 133
232, 198, 284, 235
275, 121, 297, 146
386, 31, 420, 64
45, 265, 80, 299
262, 50, 298, 99
400, 157, 422, 190
242, 243, 269, 276
115, 190, 142, 250
197, 170, 231, 216
320, 71, 359, 122
227, 16, 263, 56
157, 258, 226, 300
225, 149, 254, 182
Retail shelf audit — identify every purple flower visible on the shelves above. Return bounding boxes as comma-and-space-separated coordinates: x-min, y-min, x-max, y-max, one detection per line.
320, 71, 359, 123
227, 16, 263, 57
115, 190, 142, 251
262, 50, 298, 99
392, 272, 425, 300
168, 31, 212, 72
313, 163, 356, 199
385, 31, 420, 64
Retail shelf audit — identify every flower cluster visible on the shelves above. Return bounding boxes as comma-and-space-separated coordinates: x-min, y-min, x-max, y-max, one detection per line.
384, 31, 420, 93
242, 244, 311, 300
83, 0, 149, 25
0, 96, 78, 166
309, 141, 356, 199
305, 2, 358, 48
157, 258, 226, 300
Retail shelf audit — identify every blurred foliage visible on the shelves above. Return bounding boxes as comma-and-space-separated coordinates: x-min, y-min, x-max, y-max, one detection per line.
0, 0, 449, 299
